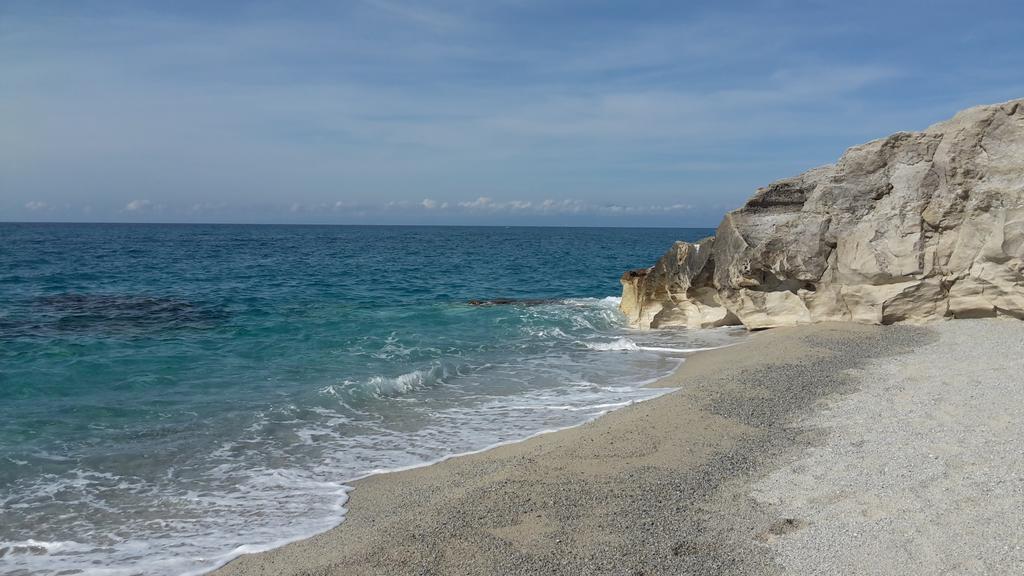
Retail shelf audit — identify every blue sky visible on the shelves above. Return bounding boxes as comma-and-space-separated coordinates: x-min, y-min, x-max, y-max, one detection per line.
2, 0, 1023, 226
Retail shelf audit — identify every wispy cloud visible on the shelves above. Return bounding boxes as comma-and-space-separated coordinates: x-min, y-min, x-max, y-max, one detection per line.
123, 200, 153, 212
2, 1, 1022, 225
359, 0, 462, 30
420, 198, 446, 209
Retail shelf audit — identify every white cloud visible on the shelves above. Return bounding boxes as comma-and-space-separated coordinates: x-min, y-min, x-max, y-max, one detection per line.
9, 196, 701, 223
458, 196, 493, 209
124, 199, 152, 211
409, 197, 694, 216
419, 198, 450, 210
261, 197, 696, 218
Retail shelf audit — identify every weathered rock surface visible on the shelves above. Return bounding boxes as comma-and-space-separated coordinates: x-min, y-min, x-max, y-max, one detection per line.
622, 98, 1024, 329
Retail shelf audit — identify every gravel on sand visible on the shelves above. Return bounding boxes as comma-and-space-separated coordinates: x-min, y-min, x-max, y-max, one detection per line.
214, 320, 1020, 575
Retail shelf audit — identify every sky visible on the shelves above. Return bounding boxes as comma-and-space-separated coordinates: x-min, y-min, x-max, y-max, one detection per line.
2, 0, 1023, 226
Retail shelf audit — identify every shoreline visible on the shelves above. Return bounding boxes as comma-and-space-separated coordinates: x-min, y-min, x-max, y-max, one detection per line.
212, 320, 936, 575
195, 336, 723, 575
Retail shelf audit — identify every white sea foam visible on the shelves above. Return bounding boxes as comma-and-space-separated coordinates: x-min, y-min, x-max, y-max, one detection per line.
584, 337, 641, 351
0, 539, 92, 556
584, 338, 732, 354
562, 296, 621, 307
319, 363, 466, 400
524, 326, 571, 339
364, 363, 457, 396
639, 345, 725, 353
541, 400, 637, 411
367, 370, 433, 395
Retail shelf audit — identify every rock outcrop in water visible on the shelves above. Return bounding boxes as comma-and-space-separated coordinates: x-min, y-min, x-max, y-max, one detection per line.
622, 98, 1024, 330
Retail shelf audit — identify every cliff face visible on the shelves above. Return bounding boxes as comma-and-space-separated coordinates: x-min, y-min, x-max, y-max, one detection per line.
622, 99, 1024, 330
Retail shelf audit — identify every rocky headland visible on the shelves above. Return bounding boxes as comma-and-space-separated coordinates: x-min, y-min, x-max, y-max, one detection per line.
622, 99, 1024, 329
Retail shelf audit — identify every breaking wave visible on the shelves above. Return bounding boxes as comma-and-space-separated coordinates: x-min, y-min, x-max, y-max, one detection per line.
583, 337, 727, 354
584, 337, 642, 351
321, 362, 467, 400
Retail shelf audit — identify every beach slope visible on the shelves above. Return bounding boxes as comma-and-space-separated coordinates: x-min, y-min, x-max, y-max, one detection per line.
214, 319, 1022, 575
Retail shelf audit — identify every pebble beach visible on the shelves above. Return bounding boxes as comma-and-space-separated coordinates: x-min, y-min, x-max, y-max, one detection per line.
213, 318, 1023, 575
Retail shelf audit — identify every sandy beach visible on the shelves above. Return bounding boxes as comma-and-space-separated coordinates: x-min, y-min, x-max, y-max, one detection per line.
213, 319, 1024, 575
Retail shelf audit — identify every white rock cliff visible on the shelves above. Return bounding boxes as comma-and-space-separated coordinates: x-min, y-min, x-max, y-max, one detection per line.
621, 99, 1024, 330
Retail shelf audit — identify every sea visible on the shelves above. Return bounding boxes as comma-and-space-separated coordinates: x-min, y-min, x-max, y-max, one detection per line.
0, 223, 742, 575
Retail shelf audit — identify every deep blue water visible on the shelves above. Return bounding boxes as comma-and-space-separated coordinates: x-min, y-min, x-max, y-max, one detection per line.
0, 224, 736, 575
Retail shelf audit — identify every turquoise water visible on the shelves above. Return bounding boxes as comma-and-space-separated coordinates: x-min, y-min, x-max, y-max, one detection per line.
0, 224, 738, 575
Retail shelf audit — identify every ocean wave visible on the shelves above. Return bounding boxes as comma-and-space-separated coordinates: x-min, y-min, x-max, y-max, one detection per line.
561, 295, 621, 307
0, 539, 92, 557
368, 371, 429, 396
583, 337, 641, 351
583, 338, 725, 354
538, 400, 637, 412
321, 362, 467, 401
523, 326, 571, 340
639, 345, 722, 353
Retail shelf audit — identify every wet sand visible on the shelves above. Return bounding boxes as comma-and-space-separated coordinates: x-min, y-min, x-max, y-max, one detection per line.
213, 319, 1020, 575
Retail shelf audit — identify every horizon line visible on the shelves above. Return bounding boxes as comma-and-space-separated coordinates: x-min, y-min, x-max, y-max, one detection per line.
0, 220, 720, 230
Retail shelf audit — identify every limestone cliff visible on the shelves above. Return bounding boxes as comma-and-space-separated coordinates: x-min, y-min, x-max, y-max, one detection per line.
622, 98, 1024, 330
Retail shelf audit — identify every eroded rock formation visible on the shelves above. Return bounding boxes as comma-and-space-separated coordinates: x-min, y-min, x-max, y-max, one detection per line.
621, 99, 1024, 329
